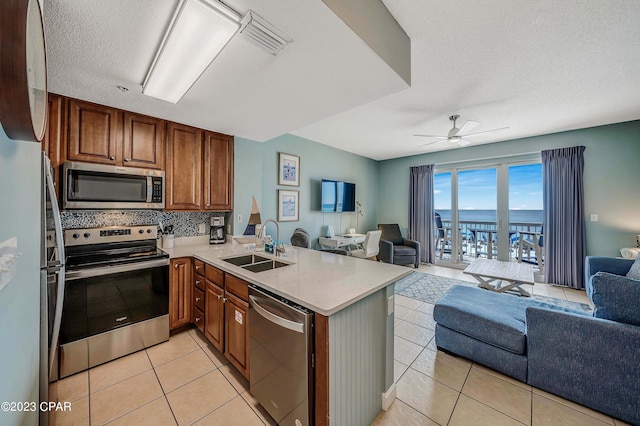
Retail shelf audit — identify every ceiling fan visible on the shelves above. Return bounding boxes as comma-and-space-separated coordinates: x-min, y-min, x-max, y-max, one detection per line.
414, 115, 508, 147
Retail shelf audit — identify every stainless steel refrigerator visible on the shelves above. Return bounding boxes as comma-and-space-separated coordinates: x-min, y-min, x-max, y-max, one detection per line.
40, 152, 66, 426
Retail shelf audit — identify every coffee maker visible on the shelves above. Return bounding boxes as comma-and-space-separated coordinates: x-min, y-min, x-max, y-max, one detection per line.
210, 217, 225, 244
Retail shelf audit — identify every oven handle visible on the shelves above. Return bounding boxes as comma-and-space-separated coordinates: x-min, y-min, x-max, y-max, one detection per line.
65, 258, 169, 281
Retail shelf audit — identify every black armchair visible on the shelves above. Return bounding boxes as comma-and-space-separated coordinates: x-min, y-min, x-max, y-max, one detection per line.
377, 224, 420, 268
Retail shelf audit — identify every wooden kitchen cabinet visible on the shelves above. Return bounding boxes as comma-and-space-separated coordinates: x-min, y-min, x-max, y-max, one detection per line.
122, 112, 165, 170
170, 257, 193, 330
42, 94, 66, 195
67, 99, 166, 169
165, 122, 203, 210
205, 280, 225, 352
67, 99, 120, 165
224, 291, 249, 379
203, 131, 234, 211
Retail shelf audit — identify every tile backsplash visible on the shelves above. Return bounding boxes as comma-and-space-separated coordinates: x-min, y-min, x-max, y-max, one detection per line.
60, 210, 230, 237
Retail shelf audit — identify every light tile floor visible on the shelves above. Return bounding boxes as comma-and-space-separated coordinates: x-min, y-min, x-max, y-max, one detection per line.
54, 264, 627, 425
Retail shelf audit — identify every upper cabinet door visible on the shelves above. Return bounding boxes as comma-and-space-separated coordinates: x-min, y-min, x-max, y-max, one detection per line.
67, 99, 120, 165
123, 112, 165, 170
203, 131, 234, 211
166, 122, 202, 211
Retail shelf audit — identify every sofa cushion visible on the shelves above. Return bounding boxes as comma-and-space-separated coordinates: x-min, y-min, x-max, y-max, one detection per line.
591, 272, 640, 326
434, 285, 587, 354
626, 255, 640, 279
392, 245, 416, 256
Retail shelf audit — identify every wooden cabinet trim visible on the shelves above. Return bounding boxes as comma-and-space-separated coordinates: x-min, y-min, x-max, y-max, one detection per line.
205, 279, 225, 352
315, 313, 329, 426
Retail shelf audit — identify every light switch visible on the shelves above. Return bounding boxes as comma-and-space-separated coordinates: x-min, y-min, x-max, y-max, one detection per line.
237, 214, 243, 223
590, 214, 598, 222
198, 223, 206, 234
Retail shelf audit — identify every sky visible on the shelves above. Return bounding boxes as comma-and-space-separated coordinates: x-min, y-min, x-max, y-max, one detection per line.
434, 164, 543, 210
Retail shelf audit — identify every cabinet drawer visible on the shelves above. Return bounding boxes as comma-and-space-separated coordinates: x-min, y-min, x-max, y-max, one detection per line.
206, 264, 224, 286
193, 307, 205, 333
194, 274, 205, 291
194, 287, 205, 312
225, 274, 248, 301
193, 259, 204, 275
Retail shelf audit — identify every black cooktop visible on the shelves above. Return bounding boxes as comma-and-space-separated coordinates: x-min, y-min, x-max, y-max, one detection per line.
65, 239, 168, 270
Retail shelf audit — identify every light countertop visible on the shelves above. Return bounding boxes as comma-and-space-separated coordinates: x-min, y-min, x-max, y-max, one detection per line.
160, 240, 412, 316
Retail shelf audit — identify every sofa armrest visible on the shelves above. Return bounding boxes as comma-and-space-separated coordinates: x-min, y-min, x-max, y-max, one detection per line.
378, 239, 393, 264
402, 238, 421, 267
585, 256, 634, 298
526, 307, 640, 425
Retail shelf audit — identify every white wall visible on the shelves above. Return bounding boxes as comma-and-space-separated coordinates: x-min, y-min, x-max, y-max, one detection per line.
0, 124, 41, 425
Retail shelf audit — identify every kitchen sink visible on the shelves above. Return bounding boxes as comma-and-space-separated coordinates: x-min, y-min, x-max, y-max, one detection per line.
221, 254, 291, 273
222, 254, 271, 267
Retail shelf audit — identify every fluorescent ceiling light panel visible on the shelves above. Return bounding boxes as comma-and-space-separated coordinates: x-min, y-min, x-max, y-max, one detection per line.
143, 0, 240, 103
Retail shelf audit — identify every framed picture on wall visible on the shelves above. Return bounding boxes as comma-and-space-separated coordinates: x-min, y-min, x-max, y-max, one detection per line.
278, 152, 300, 186
278, 190, 299, 222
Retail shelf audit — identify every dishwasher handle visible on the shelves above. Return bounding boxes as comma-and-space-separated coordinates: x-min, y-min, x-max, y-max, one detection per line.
249, 295, 304, 334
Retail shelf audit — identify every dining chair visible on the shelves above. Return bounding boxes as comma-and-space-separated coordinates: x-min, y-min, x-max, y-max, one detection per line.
350, 230, 382, 260
518, 226, 544, 273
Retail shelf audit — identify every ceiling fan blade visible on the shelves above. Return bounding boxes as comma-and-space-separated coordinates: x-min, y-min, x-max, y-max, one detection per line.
458, 139, 471, 146
458, 120, 479, 136
418, 138, 447, 147
462, 126, 509, 138
413, 134, 447, 138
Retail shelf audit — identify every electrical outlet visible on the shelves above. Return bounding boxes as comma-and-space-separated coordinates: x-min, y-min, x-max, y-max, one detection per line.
198, 223, 206, 234
590, 214, 598, 222
237, 214, 243, 223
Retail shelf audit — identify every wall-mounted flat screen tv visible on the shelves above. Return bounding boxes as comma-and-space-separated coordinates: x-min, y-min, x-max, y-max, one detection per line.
321, 179, 356, 212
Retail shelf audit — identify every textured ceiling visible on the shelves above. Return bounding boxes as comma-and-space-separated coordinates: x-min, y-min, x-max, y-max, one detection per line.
44, 0, 640, 161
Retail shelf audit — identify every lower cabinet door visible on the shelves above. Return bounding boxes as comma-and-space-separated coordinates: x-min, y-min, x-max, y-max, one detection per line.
205, 281, 224, 352
193, 307, 205, 333
224, 292, 249, 379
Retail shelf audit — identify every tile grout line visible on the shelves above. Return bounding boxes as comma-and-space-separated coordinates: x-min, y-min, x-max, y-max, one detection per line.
445, 362, 474, 426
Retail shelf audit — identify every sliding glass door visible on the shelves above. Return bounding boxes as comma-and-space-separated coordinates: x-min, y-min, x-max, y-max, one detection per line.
434, 161, 542, 265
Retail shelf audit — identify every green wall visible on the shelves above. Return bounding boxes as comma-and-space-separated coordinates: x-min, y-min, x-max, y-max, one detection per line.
0, 125, 41, 426
234, 134, 379, 247
377, 120, 640, 257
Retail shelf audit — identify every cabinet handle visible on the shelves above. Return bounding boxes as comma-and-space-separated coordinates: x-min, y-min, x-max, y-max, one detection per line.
195, 317, 201, 322
195, 266, 201, 270
174, 264, 179, 269
222, 297, 227, 303
217, 294, 222, 300
195, 280, 201, 285
109, 156, 115, 160
124, 158, 130, 162
196, 297, 201, 302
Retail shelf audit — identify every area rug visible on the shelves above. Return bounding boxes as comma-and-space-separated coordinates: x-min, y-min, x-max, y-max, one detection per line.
394, 271, 592, 313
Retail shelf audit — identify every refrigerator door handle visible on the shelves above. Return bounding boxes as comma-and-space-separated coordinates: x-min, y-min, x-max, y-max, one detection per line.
45, 157, 66, 377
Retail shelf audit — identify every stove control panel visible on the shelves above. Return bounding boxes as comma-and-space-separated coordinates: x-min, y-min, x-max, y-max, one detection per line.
64, 225, 158, 246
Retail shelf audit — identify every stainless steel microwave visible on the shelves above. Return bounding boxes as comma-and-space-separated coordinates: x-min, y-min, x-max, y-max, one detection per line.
62, 161, 165, 209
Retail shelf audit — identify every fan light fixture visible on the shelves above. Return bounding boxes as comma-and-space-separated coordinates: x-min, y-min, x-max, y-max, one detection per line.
142, 0, 241, 103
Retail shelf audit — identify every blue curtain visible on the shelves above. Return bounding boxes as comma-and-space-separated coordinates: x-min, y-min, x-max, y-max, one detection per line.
409, 164, 435, 264
542, 146, 586, 288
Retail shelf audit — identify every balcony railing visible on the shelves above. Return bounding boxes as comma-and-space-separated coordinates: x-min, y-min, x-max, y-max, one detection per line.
436, 220, 543, 263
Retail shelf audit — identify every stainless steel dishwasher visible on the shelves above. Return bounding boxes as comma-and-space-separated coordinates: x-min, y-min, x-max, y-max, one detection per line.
249, 285, 314, 426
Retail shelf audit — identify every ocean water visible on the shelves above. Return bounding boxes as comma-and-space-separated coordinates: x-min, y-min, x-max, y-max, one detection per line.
436, 209, 543, 224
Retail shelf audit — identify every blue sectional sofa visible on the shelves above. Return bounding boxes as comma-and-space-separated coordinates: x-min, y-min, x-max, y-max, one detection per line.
433, 256, 640, 425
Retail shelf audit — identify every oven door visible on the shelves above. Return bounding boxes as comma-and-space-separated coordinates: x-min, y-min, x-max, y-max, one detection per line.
59, 259, 169, 377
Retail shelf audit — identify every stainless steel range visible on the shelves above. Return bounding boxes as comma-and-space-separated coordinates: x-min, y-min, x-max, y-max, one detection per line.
59, 225, 169, 378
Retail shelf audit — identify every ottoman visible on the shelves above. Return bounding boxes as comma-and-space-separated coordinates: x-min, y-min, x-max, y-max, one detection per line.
434, 285, 529, 381
433, 285, 586, 382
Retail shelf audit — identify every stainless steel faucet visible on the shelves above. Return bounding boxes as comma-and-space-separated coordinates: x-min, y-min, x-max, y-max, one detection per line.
258, 218, 285, 256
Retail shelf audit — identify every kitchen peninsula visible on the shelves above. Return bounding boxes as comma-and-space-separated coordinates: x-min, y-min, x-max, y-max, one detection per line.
161, 240, 411, 426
